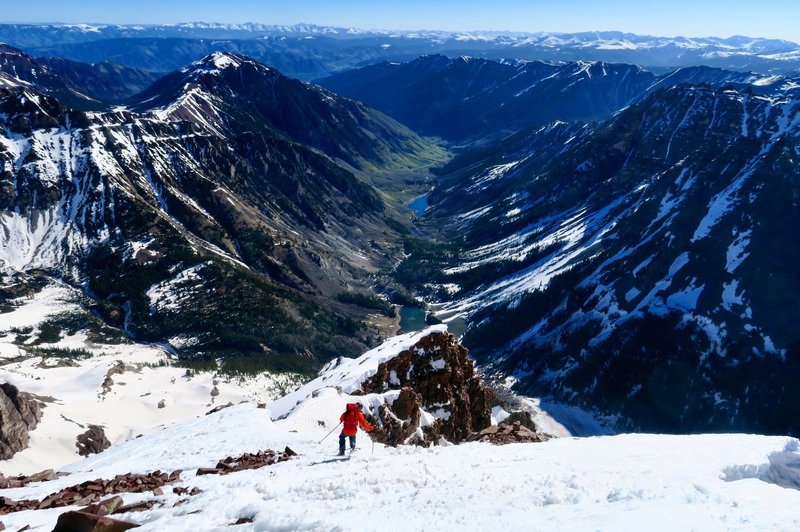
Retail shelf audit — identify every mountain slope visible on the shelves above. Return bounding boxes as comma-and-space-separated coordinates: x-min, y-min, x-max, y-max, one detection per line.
320, 55, 656, 143
38, 56, 161, 102
417, 82, 800, 434
130, 52, 437, 170
0, 53, 442, 371
0, 43, 162, 108
0, 321, 797, 530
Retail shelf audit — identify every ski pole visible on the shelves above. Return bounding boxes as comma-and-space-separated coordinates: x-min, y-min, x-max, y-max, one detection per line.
371, 437, 375, 455
319, 421, 343, 444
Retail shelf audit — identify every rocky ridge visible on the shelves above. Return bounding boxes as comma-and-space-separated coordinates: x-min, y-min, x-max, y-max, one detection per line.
271, 327, 552, 447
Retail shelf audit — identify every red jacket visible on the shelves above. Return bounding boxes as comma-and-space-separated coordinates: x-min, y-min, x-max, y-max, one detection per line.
340, 403, 374, 436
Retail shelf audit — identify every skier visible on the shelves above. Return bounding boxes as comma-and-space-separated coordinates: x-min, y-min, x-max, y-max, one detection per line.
338, 402, 374, 455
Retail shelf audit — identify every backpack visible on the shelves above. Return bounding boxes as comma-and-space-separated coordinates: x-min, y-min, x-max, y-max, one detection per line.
343, 403, 360, 423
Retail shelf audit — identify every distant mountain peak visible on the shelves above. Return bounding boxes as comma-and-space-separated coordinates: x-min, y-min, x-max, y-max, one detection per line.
186, 51, 263, 75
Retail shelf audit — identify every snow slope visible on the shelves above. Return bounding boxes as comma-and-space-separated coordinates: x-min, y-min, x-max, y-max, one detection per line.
0, 403, 798, 531
1, 325, 798, 530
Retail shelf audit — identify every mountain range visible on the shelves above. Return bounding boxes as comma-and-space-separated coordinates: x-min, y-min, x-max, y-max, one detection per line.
319, 54, 798, 144
322, 52, 800, 434
1, 23, 800, 80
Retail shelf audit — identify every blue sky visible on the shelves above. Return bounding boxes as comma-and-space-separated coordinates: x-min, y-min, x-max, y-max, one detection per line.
4, 0, 799, 42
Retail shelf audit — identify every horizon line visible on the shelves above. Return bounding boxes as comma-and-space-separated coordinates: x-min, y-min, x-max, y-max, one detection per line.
0, 20, 797, 46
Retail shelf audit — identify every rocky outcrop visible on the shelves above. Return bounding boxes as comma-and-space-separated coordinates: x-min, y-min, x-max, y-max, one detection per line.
0, 383, 43, 459
361, 331, 492, 445
76, 425, 111, 456
0, 470, 181, 516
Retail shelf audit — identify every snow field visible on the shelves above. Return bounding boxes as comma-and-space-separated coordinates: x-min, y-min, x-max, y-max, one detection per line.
0, 283, 297, 475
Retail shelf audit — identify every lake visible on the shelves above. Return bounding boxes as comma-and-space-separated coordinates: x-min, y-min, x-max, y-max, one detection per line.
406, 194, 429, 217
399, 306, 427, 332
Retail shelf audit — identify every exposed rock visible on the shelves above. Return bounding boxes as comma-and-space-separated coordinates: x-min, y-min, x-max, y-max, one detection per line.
117, 500, 156, 513
82, 495, 124, 516
0, 470, 179, 516
194, 449, 294, 476
157, 399, 165, 409
504, 411, 538, 432
371, 387, 422, 447
0, 468, 67, 489
0, 447, 292, 518
76, 425, 111, 456
468, 420, 551, 445
0, 383, 43, 459
205, 402, 233, 415
479, 425, 499, 436
52, 510, 140, 531
101, 362, 126, 395
210, 386, 220, 397
361, 331, 492, 445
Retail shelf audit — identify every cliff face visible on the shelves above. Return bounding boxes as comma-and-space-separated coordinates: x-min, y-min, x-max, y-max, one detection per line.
360, 331, 492, 445
0, 383, 43, 459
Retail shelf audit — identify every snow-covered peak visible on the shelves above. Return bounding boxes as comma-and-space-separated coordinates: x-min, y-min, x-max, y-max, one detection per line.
205, 51, 243, 70
178, 51, 271, 79
184, 51, 251, 74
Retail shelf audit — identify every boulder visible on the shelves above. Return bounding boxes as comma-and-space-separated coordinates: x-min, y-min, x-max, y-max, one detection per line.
205, 402, 233, 415
82, 495, 124, 516
505, 411, 537, 431
0, 383, 43, 459
76, 426, 111, 456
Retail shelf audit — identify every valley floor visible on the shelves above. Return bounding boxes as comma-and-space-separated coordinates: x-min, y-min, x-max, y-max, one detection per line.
1, 404, 799, 531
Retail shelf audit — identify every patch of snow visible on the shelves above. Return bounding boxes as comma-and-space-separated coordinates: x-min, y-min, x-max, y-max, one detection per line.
726, 230, 752, 273
625, 287, 641, 302
429, 358, 446, 370
722, 280, 745, 310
